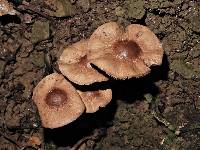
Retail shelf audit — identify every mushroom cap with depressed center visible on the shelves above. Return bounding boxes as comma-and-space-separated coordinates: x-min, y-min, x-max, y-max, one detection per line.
77, 89, 112, 113
58, 40, 108, 85
32, 73, 85, 128
87, 22, 163, 79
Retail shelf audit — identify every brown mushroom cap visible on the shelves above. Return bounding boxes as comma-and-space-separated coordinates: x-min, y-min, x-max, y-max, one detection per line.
77, 89, 112, 113
87, 22, 163, 79
32, 73, 85, 128
58, 40, 108, 85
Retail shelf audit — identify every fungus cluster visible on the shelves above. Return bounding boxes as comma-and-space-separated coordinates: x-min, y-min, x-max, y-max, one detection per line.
32, 22, 163, 128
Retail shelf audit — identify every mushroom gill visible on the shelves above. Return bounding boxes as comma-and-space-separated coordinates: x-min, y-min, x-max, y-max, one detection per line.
32, 73, 85, 128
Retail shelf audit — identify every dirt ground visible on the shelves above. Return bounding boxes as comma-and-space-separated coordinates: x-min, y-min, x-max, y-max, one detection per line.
0, 0, 200, 149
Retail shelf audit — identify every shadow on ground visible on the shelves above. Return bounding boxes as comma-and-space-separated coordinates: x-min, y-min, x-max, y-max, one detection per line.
43, 54, 169, 147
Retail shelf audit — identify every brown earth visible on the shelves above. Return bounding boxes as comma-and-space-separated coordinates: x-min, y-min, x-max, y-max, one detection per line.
0, 0, 199, 149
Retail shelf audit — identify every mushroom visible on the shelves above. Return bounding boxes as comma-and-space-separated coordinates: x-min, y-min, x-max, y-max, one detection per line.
58, 40, 108, 85
77, 89, 112, 113
0, 0, 16, 16
87, 22, 163, 79
32, 73, 85, 128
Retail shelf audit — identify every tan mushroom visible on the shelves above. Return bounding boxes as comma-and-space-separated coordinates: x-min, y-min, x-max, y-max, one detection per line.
77, 89, 112, 113
58, 40, 108, 85
32, 73, 85, 128
87, 22, 163, 79
0, 0, 16, 16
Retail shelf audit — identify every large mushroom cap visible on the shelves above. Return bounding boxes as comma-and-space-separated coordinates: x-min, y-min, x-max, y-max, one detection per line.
32, 73, 85, 128
88, 22, 163, 79
58, 40, 108, 85
77, 89, 112, 113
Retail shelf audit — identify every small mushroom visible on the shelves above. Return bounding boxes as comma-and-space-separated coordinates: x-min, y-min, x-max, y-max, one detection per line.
87, 22, 163, 79
0, 0, 16, 16
32, 73, 85, 128
77, 89, 112, 113
58, 40, 108, 85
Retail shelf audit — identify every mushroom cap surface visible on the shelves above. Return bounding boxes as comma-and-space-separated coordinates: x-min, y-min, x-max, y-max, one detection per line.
78, 89, 112, 113
124, 24, 163, 66
32, 73, 85, 128
58, 40, 108, 85
88, 22, 163, 79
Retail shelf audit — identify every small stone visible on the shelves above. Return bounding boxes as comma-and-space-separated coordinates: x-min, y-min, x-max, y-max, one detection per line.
44, 0, 76, 17
190, 14, 200, 33
31, 21, 50, 44
160, 1, 171, 8
0, 60, 5, 78
144, 93, 153, 103
30, 51, 45, 68
115, 103, 130, 122
76, 0, 90, 12
190, 43, 200, 58
124, 0, 145, 19
196, 96, 200, 110
23, 13, 33, 24
170, 59, 197, 79
145, 0, 159, 9
174, 0, 183, 5
115, 6, 125, 17
55, 0, 76, 17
